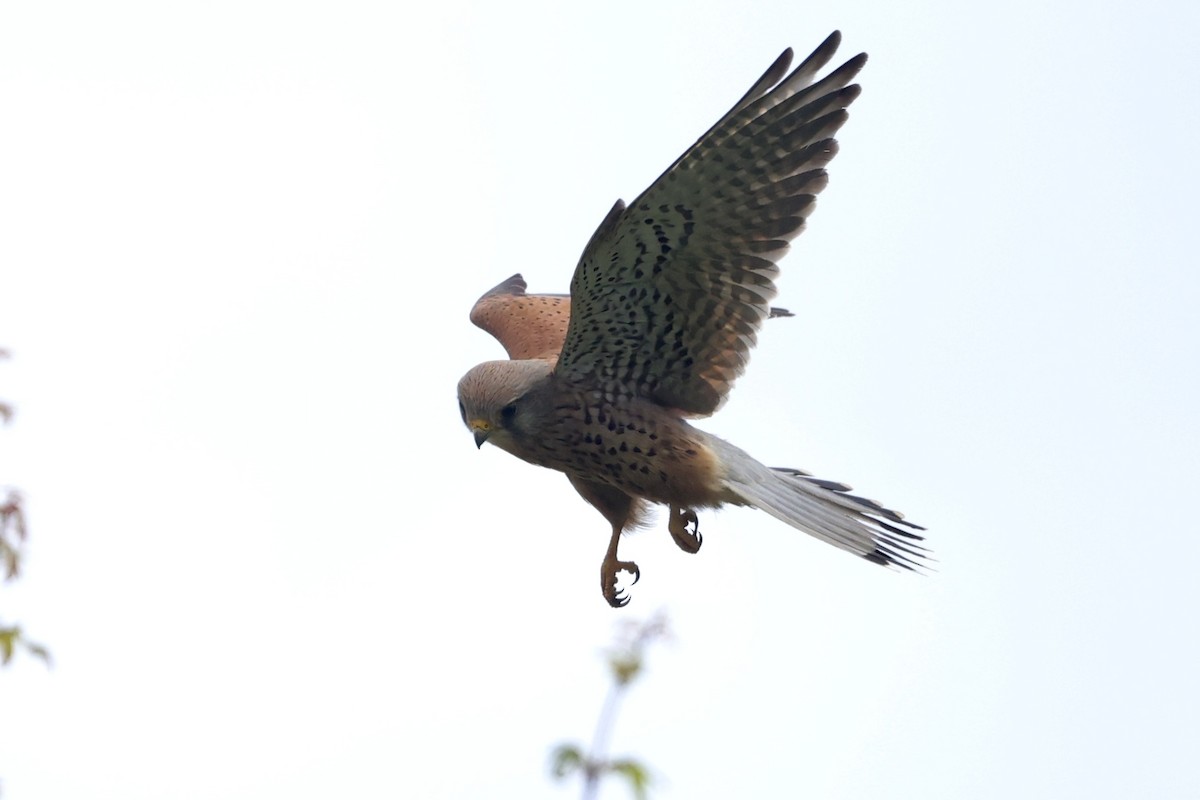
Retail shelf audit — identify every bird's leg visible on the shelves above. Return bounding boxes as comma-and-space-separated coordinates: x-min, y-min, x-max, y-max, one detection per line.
668, 504, 702, 554
600, 523, 640, 608
566, 476, 645, 608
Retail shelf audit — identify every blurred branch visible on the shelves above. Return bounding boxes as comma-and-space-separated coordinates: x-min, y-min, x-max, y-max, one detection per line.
551, 611, 669, 800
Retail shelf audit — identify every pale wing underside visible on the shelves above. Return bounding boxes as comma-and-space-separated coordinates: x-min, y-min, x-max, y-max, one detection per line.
556, 31, 865, 416
469, 274, 572, 363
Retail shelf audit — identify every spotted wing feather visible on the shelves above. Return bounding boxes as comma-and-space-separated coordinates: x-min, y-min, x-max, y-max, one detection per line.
471, 273, 794, 364
556, 31, 865, 416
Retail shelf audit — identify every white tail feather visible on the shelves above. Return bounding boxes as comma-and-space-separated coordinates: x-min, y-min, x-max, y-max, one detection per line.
706, 435, 927, 569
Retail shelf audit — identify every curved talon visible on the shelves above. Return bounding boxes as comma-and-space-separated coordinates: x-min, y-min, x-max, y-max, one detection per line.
601, 558, 641, 608
669, 506, 703, 554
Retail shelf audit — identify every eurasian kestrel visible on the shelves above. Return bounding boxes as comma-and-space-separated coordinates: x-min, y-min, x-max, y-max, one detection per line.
458, 32, 927, 607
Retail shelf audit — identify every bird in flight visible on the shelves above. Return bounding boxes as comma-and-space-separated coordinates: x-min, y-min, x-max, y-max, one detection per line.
458, 31, 927, 607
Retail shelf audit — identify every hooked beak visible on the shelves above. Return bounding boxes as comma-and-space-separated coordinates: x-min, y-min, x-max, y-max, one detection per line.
469, 419, 491, 449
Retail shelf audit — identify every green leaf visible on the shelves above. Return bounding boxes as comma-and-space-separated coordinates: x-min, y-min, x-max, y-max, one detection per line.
609, 758, 652, 800
608, 653, 642, 686
0, 625, 51, 668
549, 743, 584, 779
0, 627, 16, 665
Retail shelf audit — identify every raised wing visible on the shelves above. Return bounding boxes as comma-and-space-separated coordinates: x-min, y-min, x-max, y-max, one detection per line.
471, 274, 794, 364
556, 31, 864, 416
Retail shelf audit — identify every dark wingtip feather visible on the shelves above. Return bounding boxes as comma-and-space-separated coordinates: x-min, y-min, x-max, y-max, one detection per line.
477, 273, 527, 301
724, 48, 795, 119
806, 31, 842, 68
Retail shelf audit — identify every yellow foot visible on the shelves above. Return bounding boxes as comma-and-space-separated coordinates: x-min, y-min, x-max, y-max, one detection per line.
668, 505, 702, 554
600, 556, 640, 608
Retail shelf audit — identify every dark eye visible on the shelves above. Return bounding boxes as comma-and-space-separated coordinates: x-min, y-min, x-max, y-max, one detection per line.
458, 400, 467, 424
500, 403, 517, 423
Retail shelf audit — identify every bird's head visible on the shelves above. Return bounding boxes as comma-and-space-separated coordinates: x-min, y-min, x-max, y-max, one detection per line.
456, 360, 554, 452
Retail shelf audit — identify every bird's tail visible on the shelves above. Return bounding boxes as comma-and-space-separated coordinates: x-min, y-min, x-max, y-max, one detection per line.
707, 435, 929, 569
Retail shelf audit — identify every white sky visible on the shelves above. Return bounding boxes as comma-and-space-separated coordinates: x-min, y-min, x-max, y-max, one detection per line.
2, 1, 1198, 798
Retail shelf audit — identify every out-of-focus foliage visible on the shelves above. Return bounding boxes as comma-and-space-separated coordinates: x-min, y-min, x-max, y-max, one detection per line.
1, 490, 25, 580
550, 612, 668, 800
605, 614, 668, 687
0, 491, 49, 662
1, 623, 51, 666
0, 350, 10, 424
608, 760, 652, 800
550, 743, 585, 779
1, 351, 49, 668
